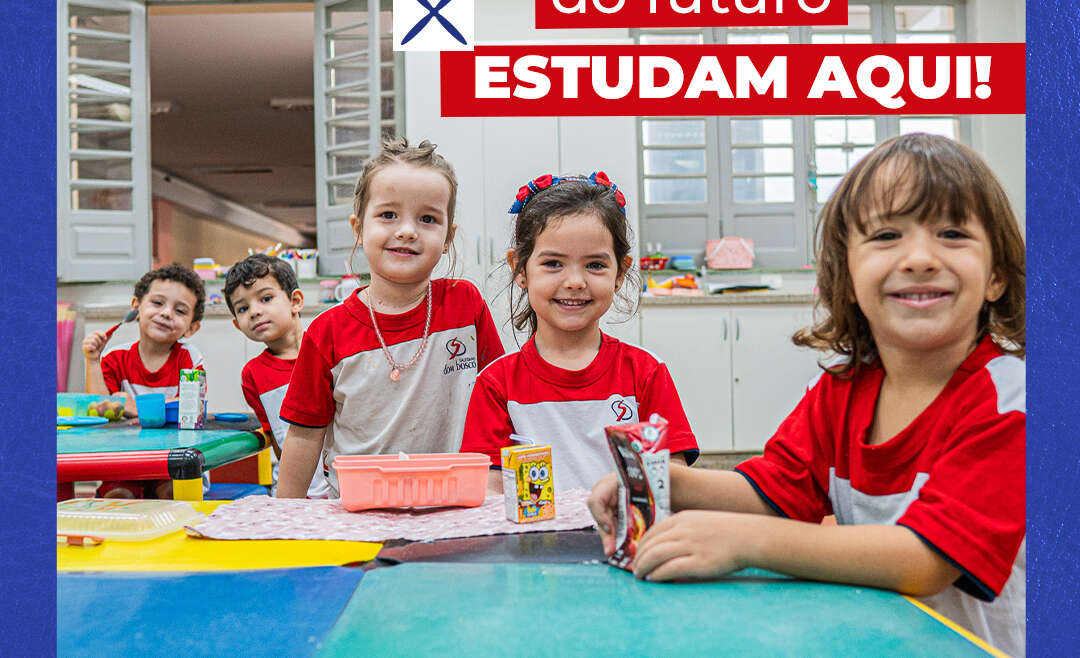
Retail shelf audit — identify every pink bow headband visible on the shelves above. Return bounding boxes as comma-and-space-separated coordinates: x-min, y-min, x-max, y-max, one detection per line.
508, 171, 627, 215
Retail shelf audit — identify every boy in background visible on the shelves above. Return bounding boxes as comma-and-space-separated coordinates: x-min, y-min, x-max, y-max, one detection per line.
225, 254, 329, 497
82, 263, 207, 498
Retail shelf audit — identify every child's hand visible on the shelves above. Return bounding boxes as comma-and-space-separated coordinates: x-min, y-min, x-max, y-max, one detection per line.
587, 473, 619, 556
632, 510, 753, 582
82, 330, 109, 360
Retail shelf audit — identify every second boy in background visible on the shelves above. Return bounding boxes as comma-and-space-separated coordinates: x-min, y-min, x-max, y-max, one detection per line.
225, 254, 329, 498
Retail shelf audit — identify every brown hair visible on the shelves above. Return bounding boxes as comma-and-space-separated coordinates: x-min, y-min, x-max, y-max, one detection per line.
134, 263, 206, 323
509, 177, 638, 335
223, 254, 299, 316
350, 137, 458, 273
795, 133, 1025, 375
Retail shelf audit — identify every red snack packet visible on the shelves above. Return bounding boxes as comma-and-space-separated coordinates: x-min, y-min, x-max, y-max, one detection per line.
605, 414, 670, 571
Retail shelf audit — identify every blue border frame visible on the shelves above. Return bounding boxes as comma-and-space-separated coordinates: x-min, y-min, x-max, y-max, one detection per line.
1027, 1, 1080, 654
8, 1, 1079, 655
2, 4, 57, 655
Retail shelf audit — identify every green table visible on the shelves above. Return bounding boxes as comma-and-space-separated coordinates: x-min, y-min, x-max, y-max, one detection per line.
318, 562, 997, 656
57, 419, 269, 500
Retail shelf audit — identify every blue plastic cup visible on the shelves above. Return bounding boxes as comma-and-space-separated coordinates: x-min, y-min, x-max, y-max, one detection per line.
136, 393, 166, 428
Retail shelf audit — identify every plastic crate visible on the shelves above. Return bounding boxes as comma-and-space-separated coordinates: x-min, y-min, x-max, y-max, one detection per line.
333, 453, 490, 511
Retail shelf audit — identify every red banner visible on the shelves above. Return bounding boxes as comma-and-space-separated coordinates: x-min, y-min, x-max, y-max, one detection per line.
441, 44, 1025, 116
535, 0, 849, 28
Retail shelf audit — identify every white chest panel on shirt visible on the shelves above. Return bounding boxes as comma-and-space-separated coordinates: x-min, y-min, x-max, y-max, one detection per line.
507, 395, 638, 491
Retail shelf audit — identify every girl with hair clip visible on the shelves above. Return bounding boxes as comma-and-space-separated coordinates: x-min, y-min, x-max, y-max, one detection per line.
276, 138, 504, 499
588, 134, 1026, 657
461, 172, 700, 492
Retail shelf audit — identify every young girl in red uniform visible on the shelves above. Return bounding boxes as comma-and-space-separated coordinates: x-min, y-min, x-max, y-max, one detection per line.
275, 139, 504, 498
588, 134, 1026, 656
461, 172, 699, 492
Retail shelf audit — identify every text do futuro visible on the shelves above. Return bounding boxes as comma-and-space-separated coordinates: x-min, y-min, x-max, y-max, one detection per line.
474, 54, 993, 110
549, 0, 833, 15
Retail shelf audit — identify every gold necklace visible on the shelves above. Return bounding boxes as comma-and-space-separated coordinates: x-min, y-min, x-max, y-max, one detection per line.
365, 281, 433, 382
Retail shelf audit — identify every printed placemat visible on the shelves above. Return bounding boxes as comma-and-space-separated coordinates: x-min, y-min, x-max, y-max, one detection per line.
187, 488, 596, 542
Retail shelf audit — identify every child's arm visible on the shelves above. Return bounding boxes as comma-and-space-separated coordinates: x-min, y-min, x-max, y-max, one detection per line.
276, 424, 327, 498
240, 366, 281, 458
81, 330, 111, 395
633, 510, 960, 597
588, 464, 958, 596
473, 293, 506, 369
460, 370, 514, 490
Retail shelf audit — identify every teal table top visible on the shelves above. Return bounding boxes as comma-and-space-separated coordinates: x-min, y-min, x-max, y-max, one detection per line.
317, 563, 990, 656
57, 423, 257, 455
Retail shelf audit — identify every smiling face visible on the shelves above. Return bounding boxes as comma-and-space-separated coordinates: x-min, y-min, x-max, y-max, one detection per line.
228, 275, 302, 345
134, 279, 200, 348
350, 164, 455, 289
847, 211, 1004, 359
516, 212, 627, 342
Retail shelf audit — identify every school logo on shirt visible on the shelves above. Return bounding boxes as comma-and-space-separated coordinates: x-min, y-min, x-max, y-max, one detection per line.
442, 335, 477, 375
446, 338, 467, 360
611, 398, 633, 422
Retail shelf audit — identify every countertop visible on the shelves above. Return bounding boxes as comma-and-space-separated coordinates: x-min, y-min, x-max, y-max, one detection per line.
80, 302, 340, 320
79, 291, 817, 319
641, 291, 816, 305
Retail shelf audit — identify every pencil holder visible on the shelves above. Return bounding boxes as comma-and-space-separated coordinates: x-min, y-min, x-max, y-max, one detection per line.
297, 256, 317, 279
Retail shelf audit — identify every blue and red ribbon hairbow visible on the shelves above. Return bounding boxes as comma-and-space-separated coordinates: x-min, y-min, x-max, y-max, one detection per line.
508, 171, 627, 215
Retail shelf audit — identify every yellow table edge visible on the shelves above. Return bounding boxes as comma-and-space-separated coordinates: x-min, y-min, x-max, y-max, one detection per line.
902, 596, 1008, 657
58, 500, 382, 572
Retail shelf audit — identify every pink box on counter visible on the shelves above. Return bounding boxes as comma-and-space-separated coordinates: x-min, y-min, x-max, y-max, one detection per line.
332, 453, 490, 512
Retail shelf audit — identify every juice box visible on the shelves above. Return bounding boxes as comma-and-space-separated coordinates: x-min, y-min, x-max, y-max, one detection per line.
605, 414, 670, 570
178, 368, 206, 429
501, 444, 555, 523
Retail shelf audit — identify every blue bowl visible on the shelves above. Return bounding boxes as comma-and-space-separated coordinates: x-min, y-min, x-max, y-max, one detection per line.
165, 400, 179, 424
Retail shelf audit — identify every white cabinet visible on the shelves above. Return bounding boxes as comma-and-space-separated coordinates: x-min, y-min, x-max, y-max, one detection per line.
641, 303, 820, 452
729, 306, 818, 450
191, 318, 261, 415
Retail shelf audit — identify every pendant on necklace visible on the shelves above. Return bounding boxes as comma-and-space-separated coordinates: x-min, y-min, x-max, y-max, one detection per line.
389, 368, 401, 382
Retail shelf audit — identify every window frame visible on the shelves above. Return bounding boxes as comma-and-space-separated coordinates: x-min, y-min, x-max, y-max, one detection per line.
634, 0, 968, 270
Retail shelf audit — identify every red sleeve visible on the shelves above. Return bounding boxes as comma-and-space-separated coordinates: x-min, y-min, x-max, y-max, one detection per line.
460, 368, 515, 467
100, 350, 122, 394
472, 287, 504, 370
639, 363, 698, 462
897, 392, 1025, 599
734, 381, 832, 522
279, 331, 335, 428
240, 362, 271, 433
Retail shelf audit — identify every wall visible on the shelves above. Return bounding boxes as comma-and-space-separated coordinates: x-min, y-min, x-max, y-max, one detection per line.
153, 198, 281, 271
968, 0, 1026, 233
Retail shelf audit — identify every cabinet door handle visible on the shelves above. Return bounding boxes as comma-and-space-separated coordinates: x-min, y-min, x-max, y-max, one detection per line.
722, 317, 728, 341
489, 237, 495, 264
476, 236, 481, 266
735, 317, 741, 341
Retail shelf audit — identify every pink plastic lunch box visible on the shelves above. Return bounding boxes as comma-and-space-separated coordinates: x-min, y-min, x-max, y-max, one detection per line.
332, 453, 491, 511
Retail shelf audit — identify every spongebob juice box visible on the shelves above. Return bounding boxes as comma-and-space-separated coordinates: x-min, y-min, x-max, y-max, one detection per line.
605, 414, 670, 570
178, 368, 206, 429
501, 444, 555, 523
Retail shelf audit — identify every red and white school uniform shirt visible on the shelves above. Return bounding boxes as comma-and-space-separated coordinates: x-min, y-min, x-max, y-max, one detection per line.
241, 349, 330, 498
461, 333, 699, 491
279, 279, 504, 495
736, 334, 1025, 657
101, 339, 204, 398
